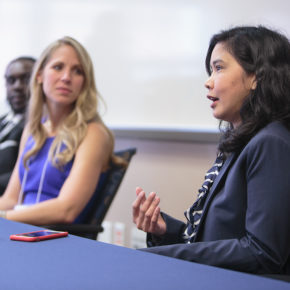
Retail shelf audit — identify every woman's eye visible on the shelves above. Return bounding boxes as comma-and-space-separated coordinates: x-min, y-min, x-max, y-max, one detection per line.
74, 67, 84, 75
215, 65, 222, 71
53, 64, 62, 70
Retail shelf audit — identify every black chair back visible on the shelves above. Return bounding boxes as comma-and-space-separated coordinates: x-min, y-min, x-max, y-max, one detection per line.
45, 147, 137, 239
86, 147, 137, 225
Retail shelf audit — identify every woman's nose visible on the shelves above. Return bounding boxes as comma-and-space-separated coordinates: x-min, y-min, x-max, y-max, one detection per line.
61, 70, 71, 82
204, 75, 213, 90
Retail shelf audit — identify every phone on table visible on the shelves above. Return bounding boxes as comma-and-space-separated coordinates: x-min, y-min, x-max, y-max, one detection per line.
10, 229, 68, 242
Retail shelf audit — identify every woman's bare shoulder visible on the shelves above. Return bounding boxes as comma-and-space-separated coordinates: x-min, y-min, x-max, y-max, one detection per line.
81, 122, 112, 153
86, 122, 110, 139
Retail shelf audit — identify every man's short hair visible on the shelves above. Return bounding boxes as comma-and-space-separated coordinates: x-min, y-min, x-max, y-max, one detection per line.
8, 56, 36, 67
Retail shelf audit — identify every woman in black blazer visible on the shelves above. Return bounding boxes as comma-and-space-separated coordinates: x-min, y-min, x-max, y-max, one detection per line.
132, 26, 290, 275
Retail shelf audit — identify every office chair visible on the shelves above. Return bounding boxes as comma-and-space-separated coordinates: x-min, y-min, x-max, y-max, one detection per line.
45, 147, 137, 240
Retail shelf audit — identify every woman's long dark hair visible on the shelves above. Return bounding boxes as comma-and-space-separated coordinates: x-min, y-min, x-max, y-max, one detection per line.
205, 26, 290, 154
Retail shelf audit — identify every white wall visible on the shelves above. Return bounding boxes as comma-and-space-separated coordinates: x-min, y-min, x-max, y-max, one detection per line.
0, 0, 289, 132
0, 0, 288, 246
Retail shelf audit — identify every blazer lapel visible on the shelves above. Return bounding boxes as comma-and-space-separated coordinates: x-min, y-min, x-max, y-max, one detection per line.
0, 115, 23, 142
0, 122, 17, 141
194, 152, 238, 240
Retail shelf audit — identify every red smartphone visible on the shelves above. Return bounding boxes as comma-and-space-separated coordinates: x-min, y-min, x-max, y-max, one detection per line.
10, 229, 68, 242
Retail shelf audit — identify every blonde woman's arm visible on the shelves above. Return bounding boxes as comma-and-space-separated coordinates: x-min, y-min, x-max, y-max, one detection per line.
4, 122, 111, 225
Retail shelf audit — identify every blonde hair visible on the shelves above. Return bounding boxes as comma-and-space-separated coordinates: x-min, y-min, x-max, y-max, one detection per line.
24, 36, 114, 168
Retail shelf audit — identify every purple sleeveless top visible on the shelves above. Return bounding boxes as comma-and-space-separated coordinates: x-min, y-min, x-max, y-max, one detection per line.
19, 137, 73, 205
18, 136, 107, 223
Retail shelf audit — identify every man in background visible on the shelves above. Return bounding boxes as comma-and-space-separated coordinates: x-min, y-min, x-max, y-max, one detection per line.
0, 57, 36, 195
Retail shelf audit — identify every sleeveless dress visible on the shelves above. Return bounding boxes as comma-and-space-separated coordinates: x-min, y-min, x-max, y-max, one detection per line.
18, 136, 106, 223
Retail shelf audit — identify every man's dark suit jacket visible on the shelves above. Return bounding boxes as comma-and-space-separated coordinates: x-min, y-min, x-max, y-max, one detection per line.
144, 122, 290, 275
0, 114, 24, 195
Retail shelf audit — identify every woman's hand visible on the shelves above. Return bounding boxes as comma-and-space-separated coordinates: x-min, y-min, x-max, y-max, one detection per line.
132, 187, 166, 236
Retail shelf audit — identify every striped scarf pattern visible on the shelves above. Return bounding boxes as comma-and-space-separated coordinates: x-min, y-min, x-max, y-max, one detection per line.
183, 153, 224, 243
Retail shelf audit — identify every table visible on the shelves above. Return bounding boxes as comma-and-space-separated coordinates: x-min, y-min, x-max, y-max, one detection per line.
0, 218, 288, 290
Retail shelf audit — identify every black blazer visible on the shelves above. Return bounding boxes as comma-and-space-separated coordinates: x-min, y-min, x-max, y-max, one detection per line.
144, 122, 290, 275
0, 114, 24, 195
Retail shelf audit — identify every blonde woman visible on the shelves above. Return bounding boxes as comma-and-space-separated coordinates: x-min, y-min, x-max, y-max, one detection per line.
0, 36, 115, 225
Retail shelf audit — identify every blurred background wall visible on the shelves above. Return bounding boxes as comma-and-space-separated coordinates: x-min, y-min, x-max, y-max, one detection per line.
0, 0, 288, 247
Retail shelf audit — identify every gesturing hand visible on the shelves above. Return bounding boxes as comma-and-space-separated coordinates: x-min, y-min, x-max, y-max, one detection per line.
132, 187, 166, 236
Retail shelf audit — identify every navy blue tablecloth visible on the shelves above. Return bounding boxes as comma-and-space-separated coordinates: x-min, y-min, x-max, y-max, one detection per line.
0, 219, 288, 290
